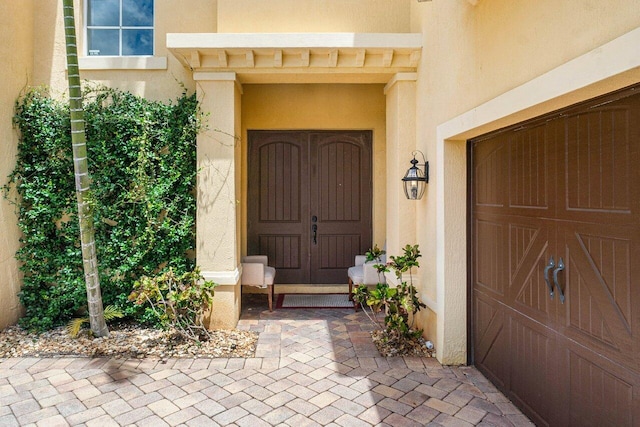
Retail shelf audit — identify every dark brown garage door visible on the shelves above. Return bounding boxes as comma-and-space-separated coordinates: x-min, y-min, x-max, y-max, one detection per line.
471, 86, 640, 426
248, 130, 372, 284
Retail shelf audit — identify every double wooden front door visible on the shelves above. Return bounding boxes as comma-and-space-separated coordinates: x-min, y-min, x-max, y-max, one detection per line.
248, 131, 372, 284
471, 87, 640, 426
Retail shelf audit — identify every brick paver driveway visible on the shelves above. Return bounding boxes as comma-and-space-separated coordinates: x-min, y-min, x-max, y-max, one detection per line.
0, 295, 533, 426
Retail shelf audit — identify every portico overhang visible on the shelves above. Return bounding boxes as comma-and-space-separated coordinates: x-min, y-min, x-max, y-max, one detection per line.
166, 32, 422, 83
167, 32, 422, 330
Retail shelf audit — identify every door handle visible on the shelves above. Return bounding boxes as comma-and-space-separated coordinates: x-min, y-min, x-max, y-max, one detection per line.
543, 256, 555, 298
553, 257, 566, 304
312, 224, 317, 245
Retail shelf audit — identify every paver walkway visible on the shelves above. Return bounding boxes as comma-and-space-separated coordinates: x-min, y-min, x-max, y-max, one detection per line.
0, 295, 533, 426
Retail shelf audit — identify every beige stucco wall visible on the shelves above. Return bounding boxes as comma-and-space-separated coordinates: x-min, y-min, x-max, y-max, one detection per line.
410, 0, 640, 363
33, 0, 218, 100
218, 0, 410, 33
472, 0, 640, 105
240, 83, 387, 255
0, 0, 35, 329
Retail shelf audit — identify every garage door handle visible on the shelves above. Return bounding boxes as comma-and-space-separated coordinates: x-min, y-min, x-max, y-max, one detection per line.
553, 257, 566, 304
544, 256, 555, 298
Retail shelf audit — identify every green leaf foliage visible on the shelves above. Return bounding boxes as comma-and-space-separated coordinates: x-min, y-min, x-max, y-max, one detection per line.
352, 244, 426, 343
5, 86, 201, 331
364, 243, 385, 262
129, 268, 217, 342
65, 305, 124, 338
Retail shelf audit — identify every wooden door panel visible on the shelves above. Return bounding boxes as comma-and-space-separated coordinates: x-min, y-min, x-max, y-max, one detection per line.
473, 292, 509, 390
474, 215, 508, 298
507, 122, 557, 217
316, 137, 363, 222
557, 90, 640, 426
509, 221, 555, 325
508, 313, 559, 427
473, 133, 508, 213
248, 132, 310, 283
565, 108, 632, 215
310, 132, 372, 283
257, 235, 302, 273
560, 224, 639, 371
258, 140, 302, 222
563, 343, 640, 427
558, 95, 640, 225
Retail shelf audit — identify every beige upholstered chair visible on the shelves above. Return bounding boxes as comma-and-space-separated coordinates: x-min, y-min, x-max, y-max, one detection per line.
348, 254, 386, 309
241, 255, 276, 312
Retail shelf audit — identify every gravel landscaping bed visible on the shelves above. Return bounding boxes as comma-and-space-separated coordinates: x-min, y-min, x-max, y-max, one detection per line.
371, 330, 435, 358
0, 322, 258, 359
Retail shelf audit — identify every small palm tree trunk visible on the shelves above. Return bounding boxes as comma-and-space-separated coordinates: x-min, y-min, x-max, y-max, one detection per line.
63, 0, 109, 337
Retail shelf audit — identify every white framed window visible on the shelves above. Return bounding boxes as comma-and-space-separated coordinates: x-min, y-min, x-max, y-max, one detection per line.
85, 0, 154, 56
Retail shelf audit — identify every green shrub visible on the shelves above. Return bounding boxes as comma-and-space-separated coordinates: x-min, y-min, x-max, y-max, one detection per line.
5, 86, 201, 330
128, 268, 217, 342
352, 244, 427, 344
364, 243, 385, 262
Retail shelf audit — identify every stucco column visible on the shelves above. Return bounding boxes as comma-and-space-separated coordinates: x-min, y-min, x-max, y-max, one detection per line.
384, 73, 418, 271
435, 134, 467, 365
194, 72, 242, 329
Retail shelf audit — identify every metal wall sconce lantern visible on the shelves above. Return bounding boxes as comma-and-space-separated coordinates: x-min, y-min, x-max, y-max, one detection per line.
402, 150, 429, 200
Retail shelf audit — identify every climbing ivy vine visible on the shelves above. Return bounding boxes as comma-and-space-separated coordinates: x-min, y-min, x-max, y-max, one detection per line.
5, 86, 201, 330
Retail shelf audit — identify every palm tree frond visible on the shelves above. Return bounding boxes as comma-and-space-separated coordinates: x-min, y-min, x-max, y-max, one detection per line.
103, 305, 124, 322
66, 305, 124, 338
66, 317, 88, 338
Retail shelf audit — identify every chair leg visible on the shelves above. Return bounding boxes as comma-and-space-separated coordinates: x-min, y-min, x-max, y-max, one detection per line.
349, 278, 360, 311
267, 284, 273, 312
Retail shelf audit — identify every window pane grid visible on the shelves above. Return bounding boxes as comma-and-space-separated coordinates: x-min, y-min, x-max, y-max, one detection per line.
86, 0, 154, 57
